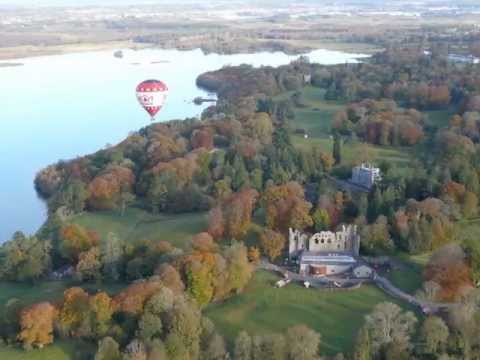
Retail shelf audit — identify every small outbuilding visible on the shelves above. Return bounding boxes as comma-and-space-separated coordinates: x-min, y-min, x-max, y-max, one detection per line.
353, 265, 373, 279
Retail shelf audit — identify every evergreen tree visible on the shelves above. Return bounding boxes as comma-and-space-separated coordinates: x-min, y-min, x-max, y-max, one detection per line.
333, 133, 342, 165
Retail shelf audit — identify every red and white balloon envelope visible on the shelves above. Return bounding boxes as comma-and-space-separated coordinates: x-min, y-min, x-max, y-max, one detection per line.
136, 79, 169, 120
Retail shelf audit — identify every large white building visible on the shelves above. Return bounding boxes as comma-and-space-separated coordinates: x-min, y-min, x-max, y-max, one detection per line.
350, 163, 382, 190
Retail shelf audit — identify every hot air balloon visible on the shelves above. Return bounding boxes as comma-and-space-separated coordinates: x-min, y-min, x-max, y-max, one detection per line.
136, 79, 168, 120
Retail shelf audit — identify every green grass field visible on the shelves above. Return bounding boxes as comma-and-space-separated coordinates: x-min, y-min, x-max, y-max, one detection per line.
72, 208, 207, 249
205, 270, 414, 356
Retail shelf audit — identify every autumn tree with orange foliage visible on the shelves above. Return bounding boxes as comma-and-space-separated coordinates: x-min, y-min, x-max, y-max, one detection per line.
114, 278, 163, 315
191, 128, 214, 150
424, 244, 474, 302
208, 188, 258, 240
179, 233, 253, 306
18, 302, 57, 349
59, 224, 99, 261
87, 165, 135, 210
263, 182, 313, 233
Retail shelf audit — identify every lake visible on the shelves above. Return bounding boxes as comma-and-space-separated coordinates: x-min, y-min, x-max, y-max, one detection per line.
0, 47, 368, 242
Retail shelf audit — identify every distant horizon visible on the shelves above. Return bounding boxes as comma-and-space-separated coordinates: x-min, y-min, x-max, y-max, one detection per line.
1, 0, 477, 8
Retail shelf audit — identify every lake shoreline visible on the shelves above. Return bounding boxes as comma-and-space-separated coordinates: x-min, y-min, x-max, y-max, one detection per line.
0, 39, 380, 62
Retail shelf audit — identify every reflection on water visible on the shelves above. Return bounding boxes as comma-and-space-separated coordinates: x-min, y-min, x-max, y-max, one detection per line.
0, 47, 368, 241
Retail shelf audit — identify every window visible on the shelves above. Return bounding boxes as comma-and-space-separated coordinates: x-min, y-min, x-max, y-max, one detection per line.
315, 239, 319, 244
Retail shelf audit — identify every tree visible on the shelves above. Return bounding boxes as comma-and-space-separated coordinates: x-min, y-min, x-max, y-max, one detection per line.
59, 224, 99, 261
18, 302, 57, 349
312, 208, 331, 232
463, 191, 478, 219
260, 229, 285, 262
424, 244, 473, 302
420, 316, 449, 356
185, 260, 215, 307
95, 337, 122, 360
250, 112, 274, 145
224, 242, 254, 294
203, 333, 228, 360
353, 326, 372, 360
364, 302, 417, 354
124, 339, 147, 360
360, 216, 394, 255
235, 331, 252, 360
263, 182, 312, 232
209, 189, 258, 240
248, 246, 261, 264
101, 232, 125, 281
208, 207, 225, 240
164, 296, 202, 360
58, 287, 90, 337
285, 325, 321, 360
89, 292, 115, 337
119, 191, 135, 216
114, 278, 163, 315
155, 264, 185, 295
137, 287, 174, 342
333, 133, 342, 165
76, 246, 101, 281
252, 334, 286, 360
0, 232, 51, 282
49, 179, 88, 214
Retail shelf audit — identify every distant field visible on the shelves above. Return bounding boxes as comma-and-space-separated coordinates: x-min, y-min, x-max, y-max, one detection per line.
205, 270, 413, 356
72, 208, 207, 249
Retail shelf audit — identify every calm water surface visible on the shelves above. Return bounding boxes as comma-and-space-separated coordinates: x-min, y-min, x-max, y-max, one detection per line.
0, 47, 368, 241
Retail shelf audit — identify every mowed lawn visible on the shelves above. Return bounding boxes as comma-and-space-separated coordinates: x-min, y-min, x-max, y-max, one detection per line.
205, 271, 413, 356
72, 207, 207, 249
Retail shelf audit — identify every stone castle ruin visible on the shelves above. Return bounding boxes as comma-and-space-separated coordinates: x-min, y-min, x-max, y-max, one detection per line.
289, 225, 360, 259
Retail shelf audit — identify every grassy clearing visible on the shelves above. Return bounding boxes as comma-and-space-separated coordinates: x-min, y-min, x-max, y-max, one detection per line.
289, 86, 412, 168
72, 207, 207, 249
388, 253, 425, 294
205, 270, 413, 356
0, 340, 95, 360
